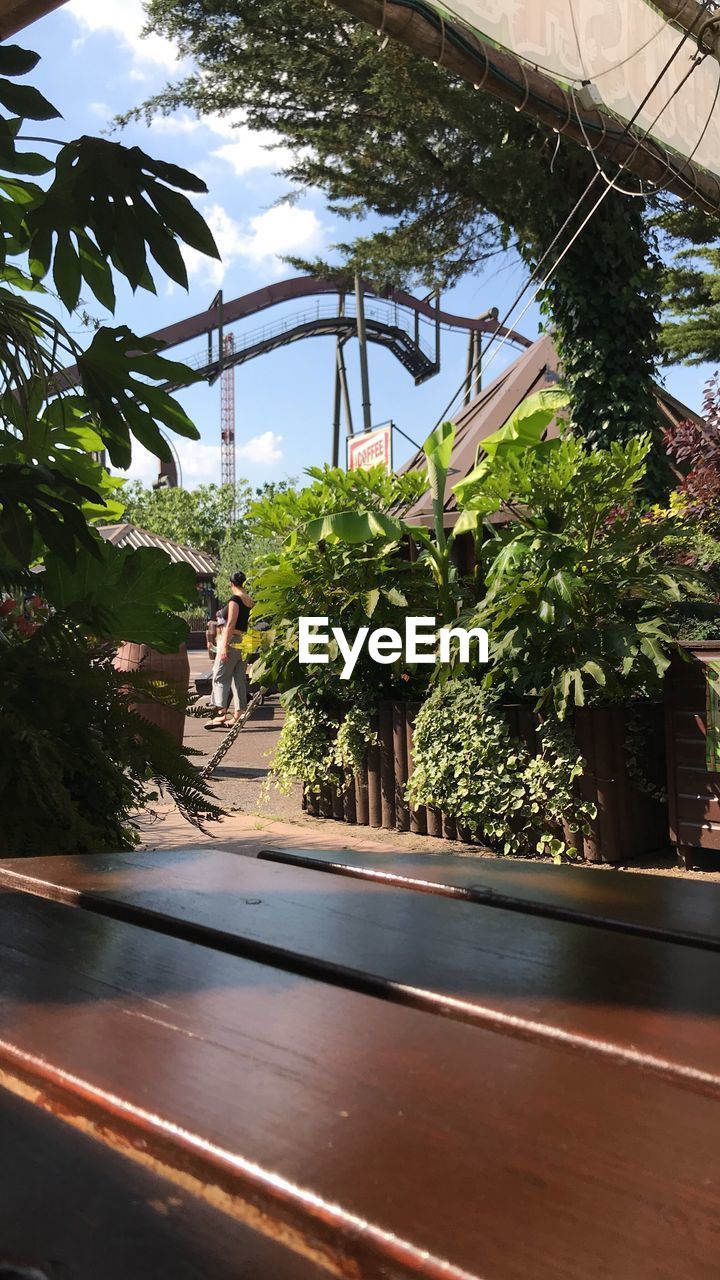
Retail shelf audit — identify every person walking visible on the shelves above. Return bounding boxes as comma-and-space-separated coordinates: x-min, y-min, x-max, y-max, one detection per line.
205, 571, 254, 729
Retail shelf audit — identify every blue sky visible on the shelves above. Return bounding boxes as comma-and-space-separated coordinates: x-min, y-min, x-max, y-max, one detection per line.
24, 1, 718, 490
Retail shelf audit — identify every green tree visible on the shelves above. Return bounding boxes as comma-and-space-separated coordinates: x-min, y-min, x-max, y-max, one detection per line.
249, 464, 427, 696
135, 0, 661, 448
655, 203, 720, 365
120, 480, 251, 556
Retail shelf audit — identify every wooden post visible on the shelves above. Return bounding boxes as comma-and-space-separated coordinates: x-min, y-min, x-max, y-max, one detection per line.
379, 702, 396, 829
343, 775, 357, 824
406, 704, 427, 836
367, 741, 383, 828
355, 761, 370, 825
393, 702, 410, 832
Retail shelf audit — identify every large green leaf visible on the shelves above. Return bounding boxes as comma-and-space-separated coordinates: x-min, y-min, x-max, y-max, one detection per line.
453, 388, 568, 506
303, 509, 406, 545
422, 420, 454, 545
0, 77, 59, 120
76, 326, 201, 468
43, 542, 196, 652
25, 136, 218, 304
0, 45, 41, 76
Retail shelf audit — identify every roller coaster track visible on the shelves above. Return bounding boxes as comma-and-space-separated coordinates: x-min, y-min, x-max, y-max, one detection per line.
56, 275, 530, 392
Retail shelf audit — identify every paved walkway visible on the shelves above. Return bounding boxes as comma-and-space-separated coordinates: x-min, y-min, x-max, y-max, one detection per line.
143, 650, 476, 859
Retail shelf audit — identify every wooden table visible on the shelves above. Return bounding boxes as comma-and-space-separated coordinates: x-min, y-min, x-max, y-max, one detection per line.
2, 845, 720, 1278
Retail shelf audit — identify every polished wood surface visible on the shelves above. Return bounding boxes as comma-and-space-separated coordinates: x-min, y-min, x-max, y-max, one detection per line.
5, 848, 720, 1091
4, 845, 720, 1277
0, 0, 67, 38
260, 843, 720, 947
0, 1087, 322, 1279
4, 887, 720, 1278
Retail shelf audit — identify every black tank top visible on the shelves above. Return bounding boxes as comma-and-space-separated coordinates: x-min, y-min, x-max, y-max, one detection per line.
221, 594, 250, 633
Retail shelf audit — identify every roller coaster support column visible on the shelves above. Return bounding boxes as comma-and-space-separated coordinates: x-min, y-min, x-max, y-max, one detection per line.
463, 326, 482, 406
338, 340, 353, 443
354, 275, 372, 433
332, 339, 342, 467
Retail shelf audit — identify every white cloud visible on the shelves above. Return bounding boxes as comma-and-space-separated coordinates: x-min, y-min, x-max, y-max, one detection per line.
241, 206, 325, 268
67, 0, 180, 73
185, 202, 327, 286
150, 113, 206, 136
177, 442, 222, 487
236, 431, 284, 466
119, 442, 158, 488
151, 109, 295, 176
114, 432, 282, 490
212, 133, 294, 177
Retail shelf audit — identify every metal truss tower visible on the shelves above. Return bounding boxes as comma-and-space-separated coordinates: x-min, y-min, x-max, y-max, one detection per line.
220, 333, 236, 515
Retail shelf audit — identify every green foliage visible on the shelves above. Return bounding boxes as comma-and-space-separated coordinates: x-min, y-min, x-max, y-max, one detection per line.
270, 697, 339, 796
42, 541, 197, 652
119, 479, 296, 590
657, 496, 720, 642
532, 163, 661, 452
456, 434, 709, 716
0, 46, 223, 852
0, 618, 221, 857
269, 694, 376, 797
136, 1, 666, 447
406, 682, 594, 859
249, 465, 429, 698
300, 425, 486, 630
216, 522, 278, 589
120, 480, 247, 557
0, 44, 218, 575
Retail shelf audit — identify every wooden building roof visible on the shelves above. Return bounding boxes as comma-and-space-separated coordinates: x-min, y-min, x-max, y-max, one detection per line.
97, 524, 218, 579
402, 334, 703, 527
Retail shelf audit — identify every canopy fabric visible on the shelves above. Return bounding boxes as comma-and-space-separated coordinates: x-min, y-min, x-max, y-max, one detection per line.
428, 0, 720, 181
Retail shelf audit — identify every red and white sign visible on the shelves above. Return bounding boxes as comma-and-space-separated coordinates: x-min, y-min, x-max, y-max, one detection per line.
347, 424, 393, 473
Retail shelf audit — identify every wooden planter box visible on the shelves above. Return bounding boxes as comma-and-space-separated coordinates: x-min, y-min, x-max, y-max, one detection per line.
666, 642, 720, 869
113, 642, 189, 746
304, 699, 668, 864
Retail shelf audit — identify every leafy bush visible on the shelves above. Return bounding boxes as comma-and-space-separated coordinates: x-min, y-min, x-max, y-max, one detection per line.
0, 618, 221, 857
269, 696, 376, 797
406, 682, 594, 860
664, 376, 720, 532
455, 433, 709, 715
0, 43, 222, 853
250, 465, 429, 700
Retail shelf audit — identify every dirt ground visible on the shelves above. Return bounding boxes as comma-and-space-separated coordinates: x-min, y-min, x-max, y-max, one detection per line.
142, 650, 720, 882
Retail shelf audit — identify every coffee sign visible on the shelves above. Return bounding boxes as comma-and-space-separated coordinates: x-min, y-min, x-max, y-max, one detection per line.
347, 423, 393, 473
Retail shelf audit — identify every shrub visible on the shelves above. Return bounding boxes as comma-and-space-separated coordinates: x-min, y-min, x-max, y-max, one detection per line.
406, 681, 594, 859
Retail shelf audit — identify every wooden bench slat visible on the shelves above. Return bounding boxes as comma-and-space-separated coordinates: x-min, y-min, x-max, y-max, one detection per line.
0, 1086, 324, 1280
5, 850, 720, 1094
259, 845, 720, 948
3, 888, 720, 1280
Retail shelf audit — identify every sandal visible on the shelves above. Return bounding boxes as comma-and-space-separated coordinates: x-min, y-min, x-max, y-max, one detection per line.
204, 711, 231, 730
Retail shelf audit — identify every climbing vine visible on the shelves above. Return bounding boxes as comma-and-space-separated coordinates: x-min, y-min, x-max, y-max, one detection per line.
406, 682, 595, 860
269, 696, 376, 796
